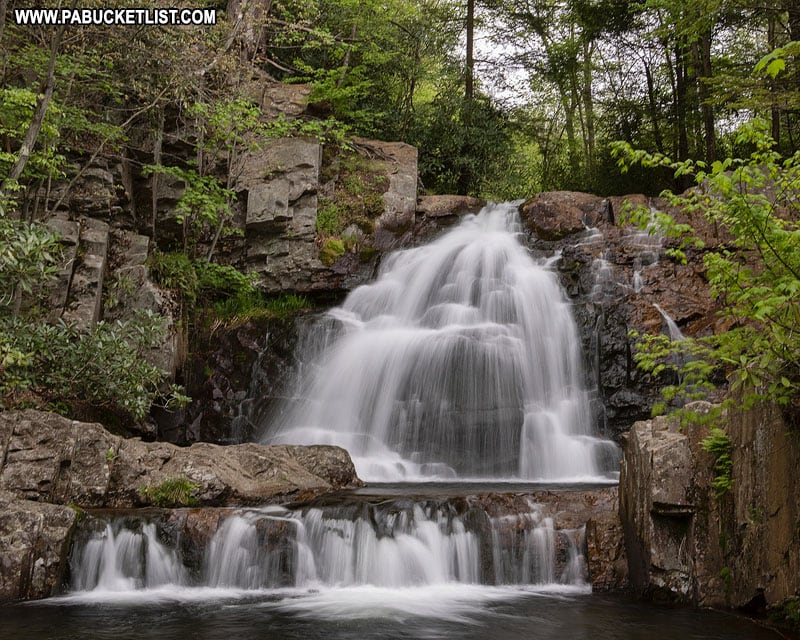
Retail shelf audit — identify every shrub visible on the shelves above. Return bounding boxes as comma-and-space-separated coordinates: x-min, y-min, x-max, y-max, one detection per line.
701, 427, 734, 496
0, 311, 187, 421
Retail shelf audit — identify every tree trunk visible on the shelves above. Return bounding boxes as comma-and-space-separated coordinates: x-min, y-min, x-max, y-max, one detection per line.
2, 23, 66, 195
768, 11, 781, 146
151, 107, 165, 243
581, 39, 596, 185
696, 31, 716, 163
0, 0, 8, 47
645, 62, 665, 154
675, 42, 689, 161
465, 0, 475, 101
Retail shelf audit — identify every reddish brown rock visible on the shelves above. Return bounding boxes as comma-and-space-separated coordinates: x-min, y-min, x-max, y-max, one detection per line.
520, 191, 612, 240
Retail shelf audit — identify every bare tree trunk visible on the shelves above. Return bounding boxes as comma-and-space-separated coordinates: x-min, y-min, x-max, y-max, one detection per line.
465, 0, 474, 101
0, 0, 8, 47
675, 42, 689, 161
2, 23, 66, 195
696, 32, 716, 163
151, 107, 165, 244
645, 62, 665, 154
581, 39, 596, 184
768, 12, 781, 146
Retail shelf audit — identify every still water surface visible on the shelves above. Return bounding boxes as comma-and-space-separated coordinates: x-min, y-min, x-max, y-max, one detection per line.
0, 586, 783, 640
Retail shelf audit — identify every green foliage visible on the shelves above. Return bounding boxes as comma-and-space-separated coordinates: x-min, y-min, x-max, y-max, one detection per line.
412, 90, 513, 196
139, 476, 200, 508
147, 251, 199, 306
212, 292, 311, 324
316, 201, 340, 236
0, 311, 186, 420
0, 87, 66, 193
769, 597, 800, 634
148, 251, 260, 312
0, 217, 62, 314
702, 427, 734, 496
616, 116, 800, 415
142, 165, 235, 252
194, 261, 257, 300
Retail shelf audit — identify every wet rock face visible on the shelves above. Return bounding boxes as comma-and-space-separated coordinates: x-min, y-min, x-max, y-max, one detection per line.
519, 191, 720, 439
619, 401, 800, 609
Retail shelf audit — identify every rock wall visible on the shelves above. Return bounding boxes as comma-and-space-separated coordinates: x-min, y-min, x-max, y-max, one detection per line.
519, 191, 720, 439
619, 401, 800, 610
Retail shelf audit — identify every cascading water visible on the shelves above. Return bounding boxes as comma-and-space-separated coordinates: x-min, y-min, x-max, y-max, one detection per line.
68, 500, 590, 594
261, 202, 619, 482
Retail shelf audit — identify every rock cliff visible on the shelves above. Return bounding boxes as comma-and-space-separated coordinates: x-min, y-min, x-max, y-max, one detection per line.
619, 401, 800, 611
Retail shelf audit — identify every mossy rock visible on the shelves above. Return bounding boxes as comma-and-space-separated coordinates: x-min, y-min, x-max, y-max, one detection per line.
320, 238, 346, 266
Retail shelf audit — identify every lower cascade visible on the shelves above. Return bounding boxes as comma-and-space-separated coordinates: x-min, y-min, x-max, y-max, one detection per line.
261, 202, 619, 482
68, 499, 588, 593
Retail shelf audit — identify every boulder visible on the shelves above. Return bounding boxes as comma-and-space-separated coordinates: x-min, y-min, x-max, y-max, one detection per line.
0, 410, 361, 509
0, 491, 77, 603
416, 195, 484, 218
520, 191, 612, 241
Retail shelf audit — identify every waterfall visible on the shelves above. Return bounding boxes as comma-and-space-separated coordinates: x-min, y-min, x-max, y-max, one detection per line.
70, 521, 187, 591
68, 500, 592, 594
653, 303, 686, 341
261, 202, 618, 482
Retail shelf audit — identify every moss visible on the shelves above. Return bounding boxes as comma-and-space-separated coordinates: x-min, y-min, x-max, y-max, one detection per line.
139, 476, 201, 507
320, 238, 346, 266
769, 597, 800, 634
314, 149, 388, 245
359, 246, 378, 263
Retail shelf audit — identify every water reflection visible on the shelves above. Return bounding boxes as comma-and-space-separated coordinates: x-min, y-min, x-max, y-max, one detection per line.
2, 590, 783, 640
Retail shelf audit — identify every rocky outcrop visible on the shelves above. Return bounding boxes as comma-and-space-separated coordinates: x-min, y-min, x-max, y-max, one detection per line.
619, 401, 800, 609
0, 410, 360, 508
521, 192, 721, 438
0, 491, 77, 603
521, 191, 612, 240
0, 409, 360, 602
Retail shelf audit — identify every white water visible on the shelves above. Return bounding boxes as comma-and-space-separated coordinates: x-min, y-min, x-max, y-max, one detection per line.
262, 203, 618, 482
70, 522, 187, 591
653, 303, 686, 341
69, 501, 589, 596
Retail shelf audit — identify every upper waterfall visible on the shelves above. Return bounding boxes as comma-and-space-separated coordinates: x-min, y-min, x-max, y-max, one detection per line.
262, 202, 619, 482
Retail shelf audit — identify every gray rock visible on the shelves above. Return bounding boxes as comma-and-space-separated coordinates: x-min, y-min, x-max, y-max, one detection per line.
0, 491, 77, 603
61, 217, 109, 329
366, 140, 418, 237
103, 230, 182, 378
0, 410, 361, 509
